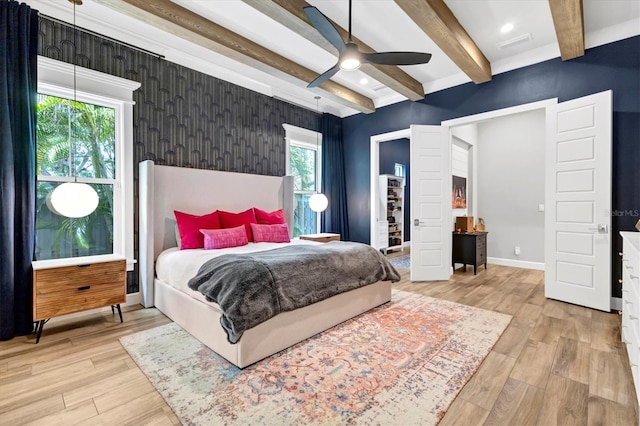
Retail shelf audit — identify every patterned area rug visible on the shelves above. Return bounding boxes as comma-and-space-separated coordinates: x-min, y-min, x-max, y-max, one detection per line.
120, 291, 511, 425
389, 254, 411, 269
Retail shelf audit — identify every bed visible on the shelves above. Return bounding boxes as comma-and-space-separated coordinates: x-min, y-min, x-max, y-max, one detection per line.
139, 160, 395, 368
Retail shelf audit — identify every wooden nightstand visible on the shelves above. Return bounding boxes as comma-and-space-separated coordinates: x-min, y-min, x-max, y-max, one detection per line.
299, 233, 341, 243
32, 256, 127, 343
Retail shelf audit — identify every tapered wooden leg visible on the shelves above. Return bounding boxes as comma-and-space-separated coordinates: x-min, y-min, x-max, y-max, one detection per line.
35, 319, 47, 344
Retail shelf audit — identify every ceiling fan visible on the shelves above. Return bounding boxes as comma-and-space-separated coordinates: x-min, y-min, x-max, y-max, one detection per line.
304, 0, 432, 88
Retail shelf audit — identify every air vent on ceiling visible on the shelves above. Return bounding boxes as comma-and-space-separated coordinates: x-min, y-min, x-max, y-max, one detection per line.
371, 84, 388, 92
496, 33, 533, 50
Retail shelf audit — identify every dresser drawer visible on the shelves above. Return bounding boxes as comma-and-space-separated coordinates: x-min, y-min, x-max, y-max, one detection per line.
33, 260, 126, 320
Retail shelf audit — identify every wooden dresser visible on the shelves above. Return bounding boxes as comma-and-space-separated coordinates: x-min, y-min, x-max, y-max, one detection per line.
32, 257, 126, 343
620, 231, 640, 410
452, 231, 488, 275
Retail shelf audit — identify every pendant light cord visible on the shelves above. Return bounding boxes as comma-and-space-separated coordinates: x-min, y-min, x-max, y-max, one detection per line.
71, 0, 77, 183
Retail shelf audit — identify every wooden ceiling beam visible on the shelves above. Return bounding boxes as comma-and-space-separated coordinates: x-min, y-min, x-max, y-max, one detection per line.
548, 0, 585, 60
394, 0, 491, 84
243, 0, 426, 101
92, 0, 376, 114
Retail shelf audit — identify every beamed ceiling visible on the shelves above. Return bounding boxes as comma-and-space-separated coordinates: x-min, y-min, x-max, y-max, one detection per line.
27, 0, 640, 116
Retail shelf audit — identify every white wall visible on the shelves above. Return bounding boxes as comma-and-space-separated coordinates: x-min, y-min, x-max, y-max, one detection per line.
450, 124, 477, 227
477, 109, 545, 263
452, 139, 470, 217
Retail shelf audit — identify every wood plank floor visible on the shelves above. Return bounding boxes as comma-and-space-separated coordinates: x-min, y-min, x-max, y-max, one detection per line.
0, 258, 637, 425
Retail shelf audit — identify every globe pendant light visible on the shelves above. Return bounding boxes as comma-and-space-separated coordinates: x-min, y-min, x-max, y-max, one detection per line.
48, 0, 99, 219
48, 182, 99, 218
309, 96, 328, 213
309, 192, 328, 213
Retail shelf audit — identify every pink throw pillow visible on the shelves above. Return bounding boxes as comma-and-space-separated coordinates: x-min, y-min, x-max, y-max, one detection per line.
174, 210, 220, 250
218, 208, 257, 242
250, 223, 290, 243
254, 207, 286, 225
200, 225, 248, 250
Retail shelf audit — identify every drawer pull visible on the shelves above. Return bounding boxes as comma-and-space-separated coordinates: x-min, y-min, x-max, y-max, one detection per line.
77, 264, 91, 268
631, 315, 639, 320
619, 279, 624, 284
77, 285, 91, 291
625, 300, 632, 304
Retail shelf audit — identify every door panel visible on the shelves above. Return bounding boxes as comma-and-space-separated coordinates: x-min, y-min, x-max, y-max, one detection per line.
410, 125, 451, 281
545, 90, 612, 311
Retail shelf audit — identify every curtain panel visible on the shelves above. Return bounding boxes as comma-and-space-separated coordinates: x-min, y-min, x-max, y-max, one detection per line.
0, 0, 38, 340
320, 113, 350, 240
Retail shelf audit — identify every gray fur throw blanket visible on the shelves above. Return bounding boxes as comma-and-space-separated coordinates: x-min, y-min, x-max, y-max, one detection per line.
187, 241, 400, 343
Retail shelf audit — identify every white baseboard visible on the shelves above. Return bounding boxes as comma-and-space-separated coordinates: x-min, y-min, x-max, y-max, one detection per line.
126, 291, 143, 306
611, 297, 622, 312
487, 257, 545, 271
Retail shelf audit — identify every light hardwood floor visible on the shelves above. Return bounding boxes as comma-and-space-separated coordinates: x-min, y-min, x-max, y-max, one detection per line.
0, 259, 637, 425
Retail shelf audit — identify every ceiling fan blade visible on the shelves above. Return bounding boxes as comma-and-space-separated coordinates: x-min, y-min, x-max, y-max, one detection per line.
363, 52, 432, 66
303, 6, 345, 55
307, 64, 340, 88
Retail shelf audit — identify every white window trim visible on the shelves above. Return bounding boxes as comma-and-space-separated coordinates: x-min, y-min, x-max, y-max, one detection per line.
37, 56, 140, 271
283, 123, 323, 233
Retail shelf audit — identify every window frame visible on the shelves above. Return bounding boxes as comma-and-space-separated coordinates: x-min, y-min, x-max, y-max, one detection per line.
283, 124, 323, 235
37, 56, 140, 270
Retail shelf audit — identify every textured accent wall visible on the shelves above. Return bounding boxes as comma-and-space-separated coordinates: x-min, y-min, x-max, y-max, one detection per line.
38, 17, 320, 292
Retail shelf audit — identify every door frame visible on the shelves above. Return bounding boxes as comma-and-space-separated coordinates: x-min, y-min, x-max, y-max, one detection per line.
369, 128, 411, 249
369, 99, 558, 256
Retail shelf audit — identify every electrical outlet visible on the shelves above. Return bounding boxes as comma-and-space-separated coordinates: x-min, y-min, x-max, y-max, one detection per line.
515, 246, 521, 255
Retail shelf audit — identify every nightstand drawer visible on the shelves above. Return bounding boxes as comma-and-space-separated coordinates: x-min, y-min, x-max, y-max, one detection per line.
33, 260, 126, 320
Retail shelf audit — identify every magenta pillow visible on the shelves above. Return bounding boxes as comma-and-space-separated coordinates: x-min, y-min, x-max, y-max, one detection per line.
218, 208, 257, 241
174, 210, 221, 249
250, 223, 290, 243
200, 226, 248, 249
254, 207, 286, 225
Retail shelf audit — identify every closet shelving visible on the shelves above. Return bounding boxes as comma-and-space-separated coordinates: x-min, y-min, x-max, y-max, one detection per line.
379, 174, 405, 253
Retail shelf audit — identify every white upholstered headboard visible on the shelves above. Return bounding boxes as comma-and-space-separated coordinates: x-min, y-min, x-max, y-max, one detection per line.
138, 160, 294, 307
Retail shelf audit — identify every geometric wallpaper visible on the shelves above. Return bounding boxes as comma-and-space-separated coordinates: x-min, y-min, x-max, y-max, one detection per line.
38, 17, 321, 292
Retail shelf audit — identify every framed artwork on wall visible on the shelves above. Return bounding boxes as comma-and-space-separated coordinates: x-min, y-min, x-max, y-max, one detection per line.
452, 175, 467, 209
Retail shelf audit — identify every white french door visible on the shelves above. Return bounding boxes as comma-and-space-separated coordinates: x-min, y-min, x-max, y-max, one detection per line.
544, 90, 612, 311
410, 125, 451, 281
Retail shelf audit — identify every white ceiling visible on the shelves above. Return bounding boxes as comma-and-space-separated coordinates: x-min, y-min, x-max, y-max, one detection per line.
27, 0, 640, 117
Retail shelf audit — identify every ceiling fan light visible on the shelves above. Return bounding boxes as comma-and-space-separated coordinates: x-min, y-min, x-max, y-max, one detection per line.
340, 57, 361, 71
47, 182, 99, 218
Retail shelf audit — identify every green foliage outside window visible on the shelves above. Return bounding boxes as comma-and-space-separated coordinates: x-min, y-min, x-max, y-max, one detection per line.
35, 94, 116, 260
289, 144, 318, 236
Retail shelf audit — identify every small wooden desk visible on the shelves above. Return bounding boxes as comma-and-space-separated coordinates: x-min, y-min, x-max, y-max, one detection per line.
452, 231, 487, 275
299, 233, 341, 243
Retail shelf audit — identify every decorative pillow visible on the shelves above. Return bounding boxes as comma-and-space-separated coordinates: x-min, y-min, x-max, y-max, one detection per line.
200, 225, 248, 250
253, 207, 286, 225
174, 210, 221, 250
250, 223, 290, 243
218, 208, 257, 241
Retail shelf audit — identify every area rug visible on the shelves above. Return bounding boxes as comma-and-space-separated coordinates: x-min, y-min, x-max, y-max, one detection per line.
389, 254, 411, 269
120, 291, 511, 425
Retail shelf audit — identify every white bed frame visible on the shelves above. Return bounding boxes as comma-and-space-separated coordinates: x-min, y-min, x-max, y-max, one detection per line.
138, 160, 392, 368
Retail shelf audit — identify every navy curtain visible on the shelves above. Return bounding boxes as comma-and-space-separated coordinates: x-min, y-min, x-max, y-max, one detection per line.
0, 1, 38, 340
320, 113, 350, 240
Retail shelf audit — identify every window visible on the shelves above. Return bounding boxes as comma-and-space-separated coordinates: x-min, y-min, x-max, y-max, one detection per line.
283, 124, 322, 237
36, 57, 140, 268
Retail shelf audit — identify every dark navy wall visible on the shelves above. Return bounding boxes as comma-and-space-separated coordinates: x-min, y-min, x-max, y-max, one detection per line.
379, 139, 410, 240
344, 36, 640, 297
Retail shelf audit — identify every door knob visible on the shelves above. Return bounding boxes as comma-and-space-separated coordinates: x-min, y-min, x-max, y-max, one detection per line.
414, 219, 424, 226
587, 224, 608, 233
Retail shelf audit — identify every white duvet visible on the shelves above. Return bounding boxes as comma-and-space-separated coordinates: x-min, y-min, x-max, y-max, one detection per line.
155, 238, 320, 292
